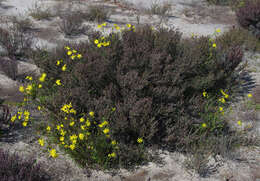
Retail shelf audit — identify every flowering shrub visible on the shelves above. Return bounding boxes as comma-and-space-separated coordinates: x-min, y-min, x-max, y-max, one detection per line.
9, 23, 249, 172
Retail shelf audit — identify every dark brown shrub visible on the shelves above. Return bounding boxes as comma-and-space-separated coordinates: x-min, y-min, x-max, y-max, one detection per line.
0, 148, 51, 181
0, 20, 35, 59
58, 11, 92, 37
236, 0, 260, 39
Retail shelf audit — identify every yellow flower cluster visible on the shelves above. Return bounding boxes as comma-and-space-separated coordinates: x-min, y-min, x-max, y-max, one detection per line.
64, 46, 82, 60
60, 102, 76, 115
10, 109, 30, 127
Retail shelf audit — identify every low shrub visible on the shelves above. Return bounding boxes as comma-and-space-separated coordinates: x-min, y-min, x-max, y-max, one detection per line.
28, 1, 55, 21
80, 4, 111, 23
12, 23, 249, 174
236, 0, 260, 39
58, 11, 92, 37
0, 18, 35, 59
215, 26, 260, 52
0, 148, 51, 181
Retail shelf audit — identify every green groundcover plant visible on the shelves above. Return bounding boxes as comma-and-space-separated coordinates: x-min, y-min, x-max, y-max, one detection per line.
6, 22, 255, 174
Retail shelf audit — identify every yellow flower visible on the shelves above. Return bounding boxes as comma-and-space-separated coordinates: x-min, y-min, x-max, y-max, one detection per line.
212, 43, 217, 48
72, 49, 77, 53
19, 86, 24, 92
219, 97, 226, 103
65, 46, 70, 50
86, 120, 91, 127
248, 93, 252, 98
89, 111, 94, 117
46, 126, 51, 131
237, 120, 242, 126
60, 129, 66, 136
26, 84, 33, 92
70, 109, 76, 114
25, 76, 33, 80
77, 54, 82, 59
94, 39, 99, 44
38, 106, 41, 110
56, 60, 61, 66
11, 115, 16, 122
137, 138, 143, 143
38, 84, 42, 88
98, 123, 104, 128
216, 28, 221, 33
97, 24, 102, 28
70, 134, 78, 141
203, 91, 207, 97
22, 121, 28, 127
60, 137, 64, 142
71, 55, 76, 60
81, 125, 85, 130
79, 133, 84, 140
111, 152, 116, 158
103, 121, 108, 126
49, 149, 58, 158
111, 140, 116, 145
70, 121, 75, 126
111, 107, 116, 112
67, 51, 72, 55
56, 79, 61, 85
97, 43, 102, 48
38, 138, 44, 146
80, 117, 85, 122
62, 64, 67, 71
103, 128, 109, 134
69, 144, 75, 150
39, 73, 47, 82
24, 98, 27, 102
219, 107, 223, 112
102, 22, 107, 26
202, 123, 207, 128
126, 24, 131, 28
56, 125, 61, 130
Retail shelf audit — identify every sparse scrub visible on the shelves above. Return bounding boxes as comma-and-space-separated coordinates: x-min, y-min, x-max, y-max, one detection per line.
0, 148, 51, 181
